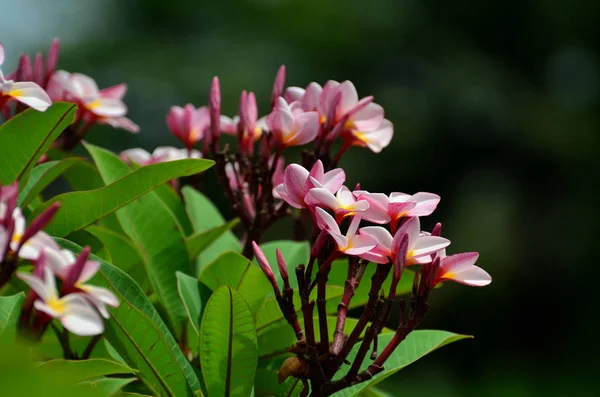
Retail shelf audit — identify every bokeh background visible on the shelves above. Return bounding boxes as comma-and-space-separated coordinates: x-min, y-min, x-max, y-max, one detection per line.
2, 0, 598, 395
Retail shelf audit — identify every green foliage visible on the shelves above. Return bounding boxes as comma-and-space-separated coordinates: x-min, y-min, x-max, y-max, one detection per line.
186, 218, 240, 261
176, 271, 211, 337
18, 157, 84, 207
0, 103, 76, 184
182, 186, 242, 270
0, 292, 25, 338
56, 239, 202, 397
199, 286, 258, 397
331, 331, 472, 397
34, 359, 137, 382
257, 240, 310, 289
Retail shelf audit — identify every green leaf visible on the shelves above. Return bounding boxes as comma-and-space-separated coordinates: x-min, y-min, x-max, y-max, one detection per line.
48, 149, 106, 191
198, 251, 272, 317
199, 286, 258, 397
182, 186, 241, 270
77, 377, 136, 395
176, 272, 212, 337
331, 330, 472, 397
278, 377, 305, 397
152, 183, 195, 236
55, 238, 203, 397
254, 369, 281, 396
255, 286, 344, 333
31, 147, 214, 238
84, 143, 211, 332
0, 102, 76, 184
18, 157, 84, 206
0, 292, 25, 337
35, 359, 136, 383
359, 387, 395, 397
186, 218, 240, 260
85, 225, 143, 273
257, 240, 310, 289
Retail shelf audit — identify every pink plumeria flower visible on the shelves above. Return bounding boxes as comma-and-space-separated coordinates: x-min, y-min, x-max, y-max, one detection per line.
275, 160, 345, 209
0, 43, 52, 111
47, 71, 138, 132
44, 247, 119, 318
342, 118, 394, 153
315, 208, 376, 255
284, 82, 323, 114
306, 185, 369, 218
397, 217, 450, 265
354, 190, 440, 226
17, 267, 104, 336
266, 97, 319, 149
166, 104, 210, 149
433, 251, 491, 287
221, 91, 267, 154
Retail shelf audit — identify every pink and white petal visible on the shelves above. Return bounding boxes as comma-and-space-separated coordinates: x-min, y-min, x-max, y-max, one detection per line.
363, 119, 393, 153
314, 207, 342, 235
344, 234, 377, 255
389, 192, 411, 203
361, 206, 391, 224
443, 265, 491, 286
283, 164, 310, 205
12, 207, 26, 237
99, 83, 127, 99
0, 43, 4, 66
439, 253, 490, 286
321, 168, 346, 193
411, 236, 450, 258
34, 300, 61, 318
284, 86, 305, 103
18, 232, 60, 261
359, 226, 393, 252
337, 81, 359, 116
220, 115, 238, 134
105, 116, 140, 133
78, 260, 100, 283
9, 82, 52, 111
120, 148, 151, 165
69, 73, 99, 98
18, 272, 52, 301
61, 295, 104, 336
291, 111, 319, 146
302, 82, 322, 111
309, 160, 325, 184
397, 217, 421, 250
306, 188, 340, 210
407, 192, 441, 217
336, 186, 355, 207
388, 201, 416, 220
349, 200, 370, 212
358, 249, 389, 264
87, 97, 127, 117
352, 102, 384, 132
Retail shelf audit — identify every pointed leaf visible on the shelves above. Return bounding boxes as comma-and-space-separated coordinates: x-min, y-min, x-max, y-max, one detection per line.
200, 286, 258, 397
55, 238, 203, 397
18, 157, 84, 206
331, 330, 472, 396
77, 377, 136, 395
176, 271, 212, 337
0, 102, 76, 184
182, 186, 241, 270
198, 251, 272, 317
30, 149, 214, 238
35, 359, 136, 383
186, 218, 240, 260
0, 292, 25, 337
84, 143, 208, 333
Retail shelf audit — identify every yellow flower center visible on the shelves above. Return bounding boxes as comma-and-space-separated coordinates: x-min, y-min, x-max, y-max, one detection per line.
11, 233, 22, 245
47, 298, 66, 315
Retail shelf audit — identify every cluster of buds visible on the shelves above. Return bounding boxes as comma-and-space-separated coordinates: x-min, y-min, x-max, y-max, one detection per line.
0, 40, 138, 151
120, 66, 395, 257
252, 163, 491, 396
0, 183, 118, 338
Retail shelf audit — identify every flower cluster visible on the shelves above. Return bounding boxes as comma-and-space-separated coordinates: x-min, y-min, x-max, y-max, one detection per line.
0, 40, 137, 150
0, 183, 118, 337
252, 161, 491, 394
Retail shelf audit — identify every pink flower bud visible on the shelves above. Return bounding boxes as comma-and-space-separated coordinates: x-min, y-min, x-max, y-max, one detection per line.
17, 54, 33, 82
18, 202, 60, 251
275, 248, 288, 280
271, 65, 286, 109
46, 38, 60, 77
34, 53, 44, 86
64, 246, 91, 289
209, 76, 221, 151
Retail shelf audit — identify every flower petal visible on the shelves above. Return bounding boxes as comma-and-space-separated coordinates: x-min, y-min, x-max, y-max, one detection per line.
359, 226, 393, 253
411, 236, 450, 258
283, 164, 310, 207
61, 294, 104, 336
345, 234, 377, 255
8, 82, 52, 111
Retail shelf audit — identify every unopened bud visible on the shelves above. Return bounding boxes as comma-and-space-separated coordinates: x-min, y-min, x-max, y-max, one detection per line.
46, 38, 60, 76
271, 65, 286, 109
252, 241, 280, 296
275, 248, 288, 280
19, 202, 60, 250
431, 222, 442, 237
278, 356, 307, 384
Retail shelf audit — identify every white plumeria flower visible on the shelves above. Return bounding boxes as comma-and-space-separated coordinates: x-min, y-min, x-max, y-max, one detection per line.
152, 146, 202, 162
396, 217, 451, 265
44, 248, 119, 319
306, 184, 370, 218
314, 208, 376, 255
434, 251, 491, 287
17, 267, 104, 336
0, 43, 52, 112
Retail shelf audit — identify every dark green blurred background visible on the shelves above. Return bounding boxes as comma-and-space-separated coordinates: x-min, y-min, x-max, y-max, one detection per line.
2, 0, 598, 395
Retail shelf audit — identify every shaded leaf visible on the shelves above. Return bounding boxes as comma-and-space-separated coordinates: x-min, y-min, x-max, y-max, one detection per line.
0, 292, 25, 337
56, 238, 203, 397
35, 359, 136, 383
331, 330, 472, 397
199, 286, 258, 397
182, 186, 241, 270
176, 271, 212, 337
18, 157, 84, 207
85, 143, 207, 333
198, 251, 272, 317
77, 377, 136, 396
186, 218, 240, 260
0, 102, 76, 184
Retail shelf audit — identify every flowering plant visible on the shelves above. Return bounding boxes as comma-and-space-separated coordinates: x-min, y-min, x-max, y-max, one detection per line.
0, 40, 490, 396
